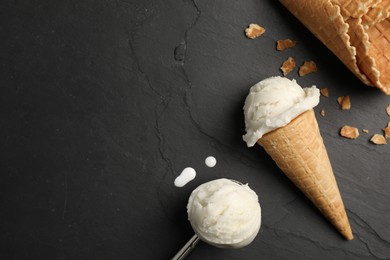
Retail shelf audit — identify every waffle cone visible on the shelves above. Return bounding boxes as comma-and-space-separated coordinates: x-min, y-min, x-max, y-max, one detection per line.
257, 109, 353, 240
280, 0, 371, 85
362, 1, 390, 27
331, 0, 380, 20
280, 0, 390, 94
365, 17, 390, 93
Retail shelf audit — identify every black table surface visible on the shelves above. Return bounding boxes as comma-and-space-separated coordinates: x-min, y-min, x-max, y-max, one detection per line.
2, 0, 390, 259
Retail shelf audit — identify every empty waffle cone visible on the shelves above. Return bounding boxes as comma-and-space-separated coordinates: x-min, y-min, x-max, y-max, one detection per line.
280, 0, 371, 85
257, 109, 353, 240
362, 1, 390, 27
330, 0, 380, 20
280, 0, 390, 94
363, 16, 390, 93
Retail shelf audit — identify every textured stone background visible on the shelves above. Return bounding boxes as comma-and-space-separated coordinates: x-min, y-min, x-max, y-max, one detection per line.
1, 0, 390, 259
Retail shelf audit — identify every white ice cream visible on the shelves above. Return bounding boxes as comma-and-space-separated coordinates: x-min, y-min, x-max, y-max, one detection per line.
187, 178, 261, 248
243, 76, 320, 147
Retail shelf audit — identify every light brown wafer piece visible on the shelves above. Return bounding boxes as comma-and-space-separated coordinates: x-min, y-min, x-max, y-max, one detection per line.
277, 39, 297, 50
299, 61, 317, 76
340, 125, 359, 139
320, 108, 326, 116
320, 87, 329, 97
337, 95, 351, 110
383, 122, 390, 138
245, 24, 266, 39
370, 134, 387, 144
280, 57, 297, 76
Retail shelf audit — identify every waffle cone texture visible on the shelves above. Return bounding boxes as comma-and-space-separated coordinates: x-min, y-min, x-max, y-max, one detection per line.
257, 109, 353, 240
280, 0, 390, 94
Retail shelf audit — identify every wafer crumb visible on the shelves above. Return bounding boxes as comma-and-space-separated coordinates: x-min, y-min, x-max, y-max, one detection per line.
370, 134, 387, 145
387, 104, 390, 116
298, 61, 317, 76
362, 129, 369, 133
383, 122, 390, 138
320, 109, 325, 116
340, 125, 359, 139
337, 96, 351, 110
245, 24, 265, 39
320, 88, 329, 97
276, 39, 296, 51
280, 57, 296, 76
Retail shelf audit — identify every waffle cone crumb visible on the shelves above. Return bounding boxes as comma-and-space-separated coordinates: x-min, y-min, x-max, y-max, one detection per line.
245, 24, 266, 39
276, 39, 297, 50
370, 134, 387, 144
340, 125, 359, 139
280, 57, 296, 76
320, 88, 329, 97
299, 61, 317, 76
383, 122, 390, 138
338, 96, 351, 110
320, 109, 326, 116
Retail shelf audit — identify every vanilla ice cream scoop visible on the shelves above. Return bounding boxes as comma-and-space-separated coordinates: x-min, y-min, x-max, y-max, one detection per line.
243, 76, 320, 147
187, 178, 261, 248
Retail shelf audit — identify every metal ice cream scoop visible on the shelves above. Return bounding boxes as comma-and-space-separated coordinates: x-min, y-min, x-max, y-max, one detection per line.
171, 234, 200, 260
171, 179, 261, 260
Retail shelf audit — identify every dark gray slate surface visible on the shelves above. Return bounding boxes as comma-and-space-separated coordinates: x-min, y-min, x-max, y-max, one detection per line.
1, 0, 390, 259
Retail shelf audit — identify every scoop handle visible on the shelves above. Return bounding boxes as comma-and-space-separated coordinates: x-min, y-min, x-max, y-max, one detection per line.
171, 234, 200, 260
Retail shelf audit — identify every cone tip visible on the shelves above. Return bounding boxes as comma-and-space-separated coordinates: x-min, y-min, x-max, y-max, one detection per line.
342, 226, 354, 241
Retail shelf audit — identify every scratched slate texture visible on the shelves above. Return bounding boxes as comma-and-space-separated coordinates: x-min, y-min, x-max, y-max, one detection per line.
1, 0, 390, 259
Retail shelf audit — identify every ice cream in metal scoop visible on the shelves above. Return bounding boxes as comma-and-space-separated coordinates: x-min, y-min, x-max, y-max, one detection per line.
172, 178, 261, 259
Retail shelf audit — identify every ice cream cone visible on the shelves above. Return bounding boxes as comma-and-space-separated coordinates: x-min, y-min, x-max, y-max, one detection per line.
257, 109, 353, 240
280, 0, 390, 94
